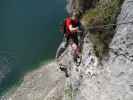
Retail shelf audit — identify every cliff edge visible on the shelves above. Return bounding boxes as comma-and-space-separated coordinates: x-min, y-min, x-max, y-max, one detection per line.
4, 0, 133, 100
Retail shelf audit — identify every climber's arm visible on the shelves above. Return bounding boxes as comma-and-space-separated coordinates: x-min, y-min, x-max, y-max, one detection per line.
69, 25, 79, 32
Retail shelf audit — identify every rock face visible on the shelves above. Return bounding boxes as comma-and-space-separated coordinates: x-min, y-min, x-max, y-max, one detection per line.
4, 0, 133, 100
4, 61, 66, 100
66, 0, 98, 14
105, 0, 133, 99
64, 0, 133, 100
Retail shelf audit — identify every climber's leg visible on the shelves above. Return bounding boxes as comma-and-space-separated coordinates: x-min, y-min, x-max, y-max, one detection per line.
73, 33, 79, 46
56, 35, 71, 59
64, 34, 71, 48
71, 43, 81, 66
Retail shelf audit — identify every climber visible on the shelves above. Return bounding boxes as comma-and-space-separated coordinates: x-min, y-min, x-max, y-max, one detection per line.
63, 12, 82, 65
63, 12, 81, 48
56, 12, 82, 66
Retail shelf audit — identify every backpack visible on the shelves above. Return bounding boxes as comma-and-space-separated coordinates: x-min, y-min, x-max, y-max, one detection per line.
59, 19, 66, 34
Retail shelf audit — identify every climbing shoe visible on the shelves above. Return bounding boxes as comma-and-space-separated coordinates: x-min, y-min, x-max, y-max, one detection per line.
59, 64, 69, 77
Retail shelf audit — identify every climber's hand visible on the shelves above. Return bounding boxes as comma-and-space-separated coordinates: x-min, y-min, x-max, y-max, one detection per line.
77, 30, 82, 33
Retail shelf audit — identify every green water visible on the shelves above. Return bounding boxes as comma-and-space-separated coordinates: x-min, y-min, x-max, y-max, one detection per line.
0, 0, 66, 95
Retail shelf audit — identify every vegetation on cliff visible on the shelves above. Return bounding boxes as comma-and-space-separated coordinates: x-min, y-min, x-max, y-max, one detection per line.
80, 0, 124, 59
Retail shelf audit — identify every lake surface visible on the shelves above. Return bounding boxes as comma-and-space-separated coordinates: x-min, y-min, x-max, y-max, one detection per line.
0, 0, 66, 95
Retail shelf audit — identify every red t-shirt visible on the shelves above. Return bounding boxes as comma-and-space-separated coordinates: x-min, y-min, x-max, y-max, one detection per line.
65, 17, 79, 34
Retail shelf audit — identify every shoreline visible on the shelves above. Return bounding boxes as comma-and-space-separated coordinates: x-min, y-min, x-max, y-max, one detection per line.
1, 59, 54, 98
3, 59, 65, 100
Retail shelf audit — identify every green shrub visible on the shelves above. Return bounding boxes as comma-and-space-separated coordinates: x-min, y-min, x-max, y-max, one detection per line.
81, 0, 124, 59
82, 0, 123, 27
